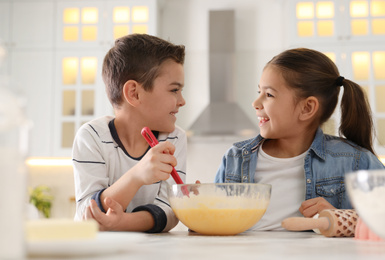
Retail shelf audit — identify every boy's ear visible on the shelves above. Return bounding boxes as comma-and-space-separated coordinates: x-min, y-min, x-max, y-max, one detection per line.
122, 80, 140, 106
299, 96, 319, 121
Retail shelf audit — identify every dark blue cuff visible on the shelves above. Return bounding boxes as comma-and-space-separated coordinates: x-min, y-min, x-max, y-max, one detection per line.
132, 204, 167, 233
91, 188, 107, 213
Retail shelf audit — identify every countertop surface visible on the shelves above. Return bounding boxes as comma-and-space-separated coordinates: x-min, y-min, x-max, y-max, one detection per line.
27, 230, 385, 260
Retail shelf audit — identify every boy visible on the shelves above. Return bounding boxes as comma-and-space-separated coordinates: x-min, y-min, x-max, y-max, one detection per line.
72, 34, 186, 233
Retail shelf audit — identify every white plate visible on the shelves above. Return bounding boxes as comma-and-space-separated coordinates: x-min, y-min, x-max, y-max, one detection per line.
27, 232, 146, 257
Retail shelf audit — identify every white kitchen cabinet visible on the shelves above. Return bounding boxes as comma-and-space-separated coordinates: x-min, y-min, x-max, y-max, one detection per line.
0, 1, 10, 75
0, 1, 10, 46
287, 0, 385, 45
2, 0, 160, 157
0, 0, 54, 50
103, 0, 159, 42
287, 0, 385, 155
10, 0, 55, 49
56, 0, 158, 49
53, 50, 111, 156
56, 0, 106, 49
9, 50, 54, 156
0, 0, 55, 157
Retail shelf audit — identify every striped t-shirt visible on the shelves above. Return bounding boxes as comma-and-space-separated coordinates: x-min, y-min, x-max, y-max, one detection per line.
72, 116, 187, 232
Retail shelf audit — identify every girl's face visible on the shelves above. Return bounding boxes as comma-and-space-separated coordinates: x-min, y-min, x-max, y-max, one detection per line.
252, 66, 303, 139
140, 59, 185, 133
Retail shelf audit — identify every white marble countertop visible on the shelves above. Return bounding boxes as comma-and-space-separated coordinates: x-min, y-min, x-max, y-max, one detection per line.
28, 230, 385, 260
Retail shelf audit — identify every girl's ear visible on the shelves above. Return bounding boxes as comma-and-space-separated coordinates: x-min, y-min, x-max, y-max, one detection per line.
122, 80, 140, 107
299, 96, 319, 121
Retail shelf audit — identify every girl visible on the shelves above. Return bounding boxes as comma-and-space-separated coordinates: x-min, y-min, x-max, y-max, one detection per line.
215, 48, 385, 230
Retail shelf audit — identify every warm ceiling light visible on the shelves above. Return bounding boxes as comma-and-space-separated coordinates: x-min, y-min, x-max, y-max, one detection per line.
132, 6, 149, 22
371, 0, 385, 16
62, 57, 78, 85
317, 2, 334, 18
373, 51, 385, 80
81, 57, 97, 84
351, 1, 369, 17
352, 52, 370, 80
63, 8, 79, 24
114, 7, 130, 23
82, 8, 98, 24
297, 2, 314, 19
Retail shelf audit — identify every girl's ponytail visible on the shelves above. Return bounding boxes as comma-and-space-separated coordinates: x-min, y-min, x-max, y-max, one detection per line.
267, 48, 376, 155
339, 79, 375, 154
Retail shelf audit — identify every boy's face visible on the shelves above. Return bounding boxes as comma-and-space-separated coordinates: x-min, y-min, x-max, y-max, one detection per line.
139, 59, 185, 133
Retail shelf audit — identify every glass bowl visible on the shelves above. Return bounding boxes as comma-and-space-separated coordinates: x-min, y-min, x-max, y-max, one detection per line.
345, 170, 385, 239
168, 183, 271, 235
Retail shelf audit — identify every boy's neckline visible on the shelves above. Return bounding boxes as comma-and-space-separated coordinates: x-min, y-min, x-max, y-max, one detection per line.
108, 119, 158, 160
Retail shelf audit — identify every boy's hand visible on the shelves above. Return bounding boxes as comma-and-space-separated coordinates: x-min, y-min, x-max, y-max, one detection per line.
299, 197, 336, 217
84, 198, 125, 231
134, 141, 177, 185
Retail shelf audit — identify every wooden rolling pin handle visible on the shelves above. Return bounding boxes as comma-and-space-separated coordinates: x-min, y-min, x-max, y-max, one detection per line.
281, 217, 330, 231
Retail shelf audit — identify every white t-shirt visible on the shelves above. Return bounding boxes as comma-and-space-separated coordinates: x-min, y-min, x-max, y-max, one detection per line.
72, 116, 187, 232
252, 144, 307, 230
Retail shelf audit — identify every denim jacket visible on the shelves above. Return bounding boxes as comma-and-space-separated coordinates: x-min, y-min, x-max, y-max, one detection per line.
215, 128, 385, 209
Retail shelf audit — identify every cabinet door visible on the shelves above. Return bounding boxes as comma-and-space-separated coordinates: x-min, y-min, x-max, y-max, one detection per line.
10, 0, 55, 49
0, 1, 10, 46
53, 50, 110, 156
56, 0, 106, 49
287, 0, 342, 46
288, 0, 385, 46
0, 1, 10, 75
9, 50, 54, 156
342, 0, 385, 43
56, 0, 159, 50
104, 0, 159, 43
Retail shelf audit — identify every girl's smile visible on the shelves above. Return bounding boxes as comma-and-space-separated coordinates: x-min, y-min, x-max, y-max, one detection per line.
258, 116, 270, 127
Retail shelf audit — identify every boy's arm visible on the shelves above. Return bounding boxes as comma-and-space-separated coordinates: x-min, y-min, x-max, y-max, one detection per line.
73, 125, 109, 220
88, 130, 187, 233
85, 197, 155, 232
98, 141, 177, 211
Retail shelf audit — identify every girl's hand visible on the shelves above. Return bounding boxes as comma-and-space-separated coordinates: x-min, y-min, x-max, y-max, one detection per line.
299, 197, 336, 217
84, 198, 125, 231
134, 141, 177, 185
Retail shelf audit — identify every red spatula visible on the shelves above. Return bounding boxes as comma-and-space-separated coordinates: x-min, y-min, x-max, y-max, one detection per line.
141, 127, 186, 186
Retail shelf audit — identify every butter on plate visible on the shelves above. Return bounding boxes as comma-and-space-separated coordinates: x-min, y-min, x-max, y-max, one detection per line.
26, 219, 98, 241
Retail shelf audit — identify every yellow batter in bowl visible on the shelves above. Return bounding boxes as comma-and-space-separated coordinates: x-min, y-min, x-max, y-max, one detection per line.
168, 183, 271, 235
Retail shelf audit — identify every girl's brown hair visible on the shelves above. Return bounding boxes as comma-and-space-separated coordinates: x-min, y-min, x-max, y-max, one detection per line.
102, 34, 185, 107
266, 48, 375, 154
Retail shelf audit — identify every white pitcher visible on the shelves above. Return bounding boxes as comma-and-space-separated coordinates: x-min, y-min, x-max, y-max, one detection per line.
0, 87, 29, 259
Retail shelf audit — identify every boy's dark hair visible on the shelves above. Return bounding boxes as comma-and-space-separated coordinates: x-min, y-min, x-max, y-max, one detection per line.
102, 34, 185, 107
266, 48, 375, 154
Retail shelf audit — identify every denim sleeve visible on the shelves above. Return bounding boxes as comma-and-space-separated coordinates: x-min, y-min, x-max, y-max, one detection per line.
359, 150, 385, 170
214, 155, 227, 183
